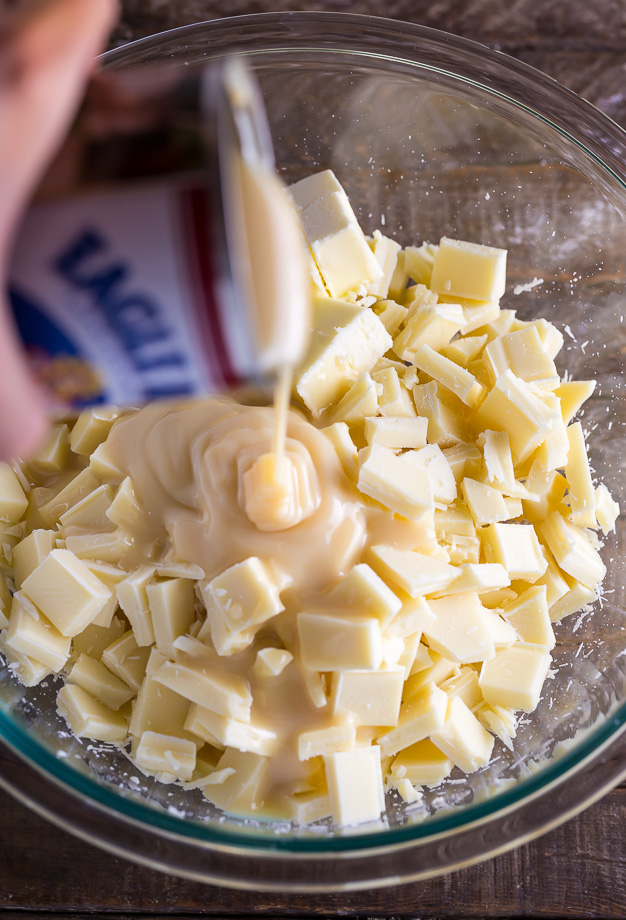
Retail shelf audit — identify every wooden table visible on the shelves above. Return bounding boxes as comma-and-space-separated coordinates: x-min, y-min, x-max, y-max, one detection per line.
4, 1, 626, 917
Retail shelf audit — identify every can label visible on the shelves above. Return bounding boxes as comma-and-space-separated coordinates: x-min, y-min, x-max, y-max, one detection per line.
9, 180, 242, 412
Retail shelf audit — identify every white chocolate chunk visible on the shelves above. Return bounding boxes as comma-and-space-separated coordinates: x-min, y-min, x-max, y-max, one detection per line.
481, 523, 547, 583
6, 594, 70, 671
548, 573, 596, 622
154, 654, 252, 721
390, 738, 452, 786
289, 168, 344, 210
295, 298, 392, 416
440, 666, 483, 709
0, 633, 51, 686
147, 578, 195, 658
198, 557, 284, 656
430, 697, 494, 773
64, 530, 128, 564
324, 745, 385, 826
106, 476, 144, 530
443, 334, 488, 367
430, 237, 507, 302
128, 675, 193, 741
475, 702, 517, 748
69, 406, 120, 456
404, 650, 459, 695
0, 463, 28, 523
373, 367, 416, 418
88, 440, 125, 484
253, 647, 293, 678
364, 416, 428, 450
423, 592, 495, 664
331, 666, 404, 727
431, 562, 510, 598
564, 423, 597, 528
327, 562, 401, 627
373, 299, 408, 336
297, 721, 356, 761
523, 463, 567, 524
12, 529, 55, 589
483, 326, 559, 390
297, 190, 383, 298
59, 484, 114, 531
135, 731, 196, 781
442, 443, 482, 483
479, 642, 551, 712
39, 468, 100, 526
21, 548, 112, 638
414, 344, 486, 408
323, 423, 359, 480
116, 566, 155, 647
358, 444, 434, 521
502, 585, 555, 649
101, 629, 151, 693
555, 379, 596, 425
412, 381, 468, 447
203, 749, 269, 816
367, 230, 401, 297
68, 653, 135, 710
57, 683, 128, 742
461, 478, 509, 526
385, 594, 434, 639
28, 424, 70, 475
297, 611, 382, 671
71, 614, 125, 659
369, 545, 457, 598
594, 483, 619, 535
472, 370, 560, 464
185, 704, 278, 757
404, 444, 456, 505
393, 302, 464, 362
330, 371, 379, 424
403, 243, 438, 287
538, 511, 606, 589
378, 682, 447, 756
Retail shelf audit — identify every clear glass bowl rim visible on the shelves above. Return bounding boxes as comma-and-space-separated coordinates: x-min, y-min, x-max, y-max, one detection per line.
0, 9, 624, 871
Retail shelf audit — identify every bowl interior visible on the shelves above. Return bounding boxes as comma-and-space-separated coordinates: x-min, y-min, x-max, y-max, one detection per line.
1, 13, 625, 856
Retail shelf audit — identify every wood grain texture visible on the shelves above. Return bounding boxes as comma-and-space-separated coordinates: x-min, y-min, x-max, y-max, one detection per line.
0, 784, 624, 917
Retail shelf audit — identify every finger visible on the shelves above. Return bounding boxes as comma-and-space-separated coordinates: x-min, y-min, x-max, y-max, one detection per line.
0, 0, 119, 254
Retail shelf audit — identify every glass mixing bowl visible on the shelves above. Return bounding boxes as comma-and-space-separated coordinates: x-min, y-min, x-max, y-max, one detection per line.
0, 11, 624, 891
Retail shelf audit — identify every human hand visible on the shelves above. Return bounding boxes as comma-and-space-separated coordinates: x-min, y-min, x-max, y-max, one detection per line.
0, 0, 117, 461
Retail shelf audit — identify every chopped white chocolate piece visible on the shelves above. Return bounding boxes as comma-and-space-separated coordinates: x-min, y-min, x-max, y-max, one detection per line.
502, 585, 555, 649
394, 302, 464, 362
101, 630, 151, 694
358, 444, 433, 521
404, 242, 438, 286
430, 237, 507, 302
68, 653, 135, 710
373, 367, 416, 418
331, 666, 404, 727
461, 478, 509, 526
431, 697, 494, 773
472, 370, 560, 464
548, 574, 595, 623
324, 745, 385, 826
12, 529, 55, 589
297, 721, 356, 761
70, 406, 120, 456
440, 666, 483, 709
443, 334, 488, 367
147, 578, 195, 658
378, 682, 448, 756
128, 675, 193, 741
39, 468, 100, 527
555, 379, 596, 425
432, 562, 510, 598
323, 423, 359, 480
106, 476, 144, 530
367, 230, 401, 298
203, 749, 269, 815
523, 463, 567, 524
89, 440, 125, 484
330, 371, 379, 424
0, 634, 51, 686
154, 654, 252, 721
373, 299, 408, 336
479, 642, 551, 712
327, 562, 401, 628
64, 530, 128, 564
423, 592, 496, 664
21, 548, 112, 638
364, 416, 428, 450
538, 511, 606, 589
404, 444, 456, 505
385, 595, 435, 639
390, 738, 453, 787
116, 566, 155, 647
28, 424, 70, 475
481, 523, 547, 583
71, 615, 125, 659
253, 647, 293, 678
198, 557, 284, 656
6, 594, 70, 671
57, 683, 128, 742
135, 731, 197, 782
297, 612, 382, 671
59, 484, 114, 531
483, 326, 559, 390
369, 545, 457, 598
185, 705, 278, 757
595, 483, 619, 535
564, 423, 597, 528
412, 380, 468, 447
475, 702, 517, 747
0, 463, 28, 523
414, 344, 486, 408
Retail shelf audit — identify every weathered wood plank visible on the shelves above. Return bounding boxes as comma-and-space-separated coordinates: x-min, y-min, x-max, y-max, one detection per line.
0, 785, 623, 917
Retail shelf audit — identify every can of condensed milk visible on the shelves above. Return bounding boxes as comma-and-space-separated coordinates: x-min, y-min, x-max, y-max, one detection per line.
7, 58, 310, 413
